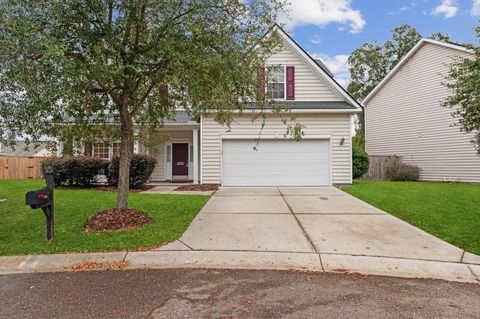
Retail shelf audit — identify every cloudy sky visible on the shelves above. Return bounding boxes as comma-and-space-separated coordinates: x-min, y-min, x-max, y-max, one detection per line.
283, 0, 479, 87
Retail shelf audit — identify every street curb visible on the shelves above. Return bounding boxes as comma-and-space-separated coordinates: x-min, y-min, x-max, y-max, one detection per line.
1, 250, 479, 284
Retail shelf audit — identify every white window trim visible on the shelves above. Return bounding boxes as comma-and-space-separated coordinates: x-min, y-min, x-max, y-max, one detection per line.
91, 142, 120, 160
265, 64, 286, 101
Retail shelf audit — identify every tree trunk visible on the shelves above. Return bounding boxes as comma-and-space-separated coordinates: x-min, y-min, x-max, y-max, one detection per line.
116, 103, 133, 210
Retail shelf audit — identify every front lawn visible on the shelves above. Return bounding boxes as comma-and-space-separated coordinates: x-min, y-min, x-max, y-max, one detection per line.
0, 180, 209, 256
341, 181, 480, 255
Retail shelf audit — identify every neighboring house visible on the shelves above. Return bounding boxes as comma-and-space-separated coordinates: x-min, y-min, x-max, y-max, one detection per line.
58, 25, 362, 186
363, 39, 480, 183
0, 141, 53, 157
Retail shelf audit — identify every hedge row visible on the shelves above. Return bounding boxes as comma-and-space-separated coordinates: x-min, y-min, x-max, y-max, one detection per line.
41, 154, 156, 189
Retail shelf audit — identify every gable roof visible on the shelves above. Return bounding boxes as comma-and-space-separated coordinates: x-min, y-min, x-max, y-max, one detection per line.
272, 25, 362, 111
0, 141, 52, 157
314, 59, 334, 77
363, 38, 475, 105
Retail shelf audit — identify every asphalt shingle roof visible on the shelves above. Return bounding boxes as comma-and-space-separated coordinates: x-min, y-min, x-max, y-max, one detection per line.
0, 141, 51, 156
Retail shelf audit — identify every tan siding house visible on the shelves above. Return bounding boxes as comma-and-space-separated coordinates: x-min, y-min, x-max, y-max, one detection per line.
61, 25, 362, 186
198, 26, 360, 186
364, 39, 480, 183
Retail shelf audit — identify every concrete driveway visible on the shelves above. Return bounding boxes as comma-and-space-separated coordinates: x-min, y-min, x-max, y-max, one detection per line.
174, 187, 470, 263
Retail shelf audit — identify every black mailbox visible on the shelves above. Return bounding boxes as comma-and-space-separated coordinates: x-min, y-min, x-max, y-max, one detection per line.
26, 187, 52, 209
26, 166, 55, 243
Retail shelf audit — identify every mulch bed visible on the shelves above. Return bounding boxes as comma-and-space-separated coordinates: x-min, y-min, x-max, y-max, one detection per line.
56, 185, 155, 192
84, 208, 153, 232
175, 184, 220, 191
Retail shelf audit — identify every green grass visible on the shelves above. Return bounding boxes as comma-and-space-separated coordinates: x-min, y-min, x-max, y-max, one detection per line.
341, 181, 480, 255
0, 180, 210, 256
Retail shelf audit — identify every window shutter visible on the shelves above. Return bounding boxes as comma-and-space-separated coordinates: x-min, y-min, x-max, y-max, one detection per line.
286, 66, 295, 100
84, 142, 92, 156
258, 67, 265, 99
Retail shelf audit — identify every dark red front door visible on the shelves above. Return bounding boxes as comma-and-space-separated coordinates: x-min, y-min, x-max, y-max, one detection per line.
172, 143, 189, 176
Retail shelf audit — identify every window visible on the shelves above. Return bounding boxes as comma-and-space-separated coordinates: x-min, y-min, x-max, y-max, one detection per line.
92, 142, 110, 160
111, 143, 121, 157
92, 142, 121, 160
166, 145, 172, 162
266, 65, 285, 100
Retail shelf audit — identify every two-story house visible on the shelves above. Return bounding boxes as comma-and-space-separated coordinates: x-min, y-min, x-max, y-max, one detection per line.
58, 25, 362, 186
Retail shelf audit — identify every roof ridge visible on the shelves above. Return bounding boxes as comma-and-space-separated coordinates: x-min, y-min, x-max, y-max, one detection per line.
363, 38, 474, 105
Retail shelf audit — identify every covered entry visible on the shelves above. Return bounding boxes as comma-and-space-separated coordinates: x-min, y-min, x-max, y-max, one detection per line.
221, 138, 330, 186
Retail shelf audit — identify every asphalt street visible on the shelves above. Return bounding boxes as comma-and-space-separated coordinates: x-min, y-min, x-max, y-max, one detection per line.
1, 269, 479, 318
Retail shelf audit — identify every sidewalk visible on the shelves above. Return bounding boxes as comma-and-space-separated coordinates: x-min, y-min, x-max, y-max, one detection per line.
1, 248, 479, 284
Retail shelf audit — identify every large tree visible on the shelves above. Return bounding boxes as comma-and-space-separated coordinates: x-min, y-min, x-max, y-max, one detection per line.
348, 24, 450, 146
443, 26, 480, 153
0, 0, 286, 210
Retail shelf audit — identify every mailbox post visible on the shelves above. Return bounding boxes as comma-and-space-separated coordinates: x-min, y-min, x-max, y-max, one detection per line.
26, 166, 55, 243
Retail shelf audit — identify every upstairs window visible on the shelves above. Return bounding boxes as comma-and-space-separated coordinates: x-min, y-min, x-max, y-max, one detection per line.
266, 65, 285, 100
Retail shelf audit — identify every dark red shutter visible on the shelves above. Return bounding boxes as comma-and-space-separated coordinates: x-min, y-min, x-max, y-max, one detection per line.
286, 66, 295, 100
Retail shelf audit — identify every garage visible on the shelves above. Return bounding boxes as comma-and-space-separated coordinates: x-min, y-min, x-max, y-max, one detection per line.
221, 139, 330, 186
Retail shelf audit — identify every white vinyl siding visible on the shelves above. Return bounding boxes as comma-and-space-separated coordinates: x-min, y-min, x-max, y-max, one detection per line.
365, 42, 480, 183
201, 113, 352, 185
266, 42, 343, 101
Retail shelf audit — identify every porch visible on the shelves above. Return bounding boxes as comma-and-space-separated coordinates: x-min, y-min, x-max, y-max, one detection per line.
147, 126, 200, 184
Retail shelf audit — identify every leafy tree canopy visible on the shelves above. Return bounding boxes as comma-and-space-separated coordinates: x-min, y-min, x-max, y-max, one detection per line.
443, 26, 480, 153
0, 0, 287, 209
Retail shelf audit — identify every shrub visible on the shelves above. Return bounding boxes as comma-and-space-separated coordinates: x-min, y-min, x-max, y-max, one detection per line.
63, 157, 109, 187
41, 157, 67, 185
389, 164, 420, 181
41, 156, 108, 187
352, 145, 369, 179
107, 154, 157, 189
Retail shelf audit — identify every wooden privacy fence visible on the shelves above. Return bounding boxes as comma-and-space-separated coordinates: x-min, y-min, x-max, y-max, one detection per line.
0, 156, 44, 180
363, 155, 402, 180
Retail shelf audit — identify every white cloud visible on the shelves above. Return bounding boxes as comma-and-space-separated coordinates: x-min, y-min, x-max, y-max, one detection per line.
472, 0, 480, 15
310, 35, 321, 44
388, 0, 420, 15
283, 0, 366, 33
431, 0, 459, 19
311, 53, 350, 88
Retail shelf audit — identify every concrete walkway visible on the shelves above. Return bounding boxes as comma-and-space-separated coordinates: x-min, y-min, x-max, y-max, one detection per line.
1, 187, 480, 284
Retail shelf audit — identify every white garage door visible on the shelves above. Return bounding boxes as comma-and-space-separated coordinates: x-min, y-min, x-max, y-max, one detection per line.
222, 139, 330, 186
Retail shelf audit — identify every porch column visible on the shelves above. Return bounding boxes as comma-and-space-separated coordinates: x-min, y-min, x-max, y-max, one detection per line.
56, 141, 64, 157
133, 129, 140, 154
193, 128, 199, 184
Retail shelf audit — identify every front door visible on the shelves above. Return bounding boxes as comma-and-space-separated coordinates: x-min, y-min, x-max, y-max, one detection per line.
172, 143, 189, 176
